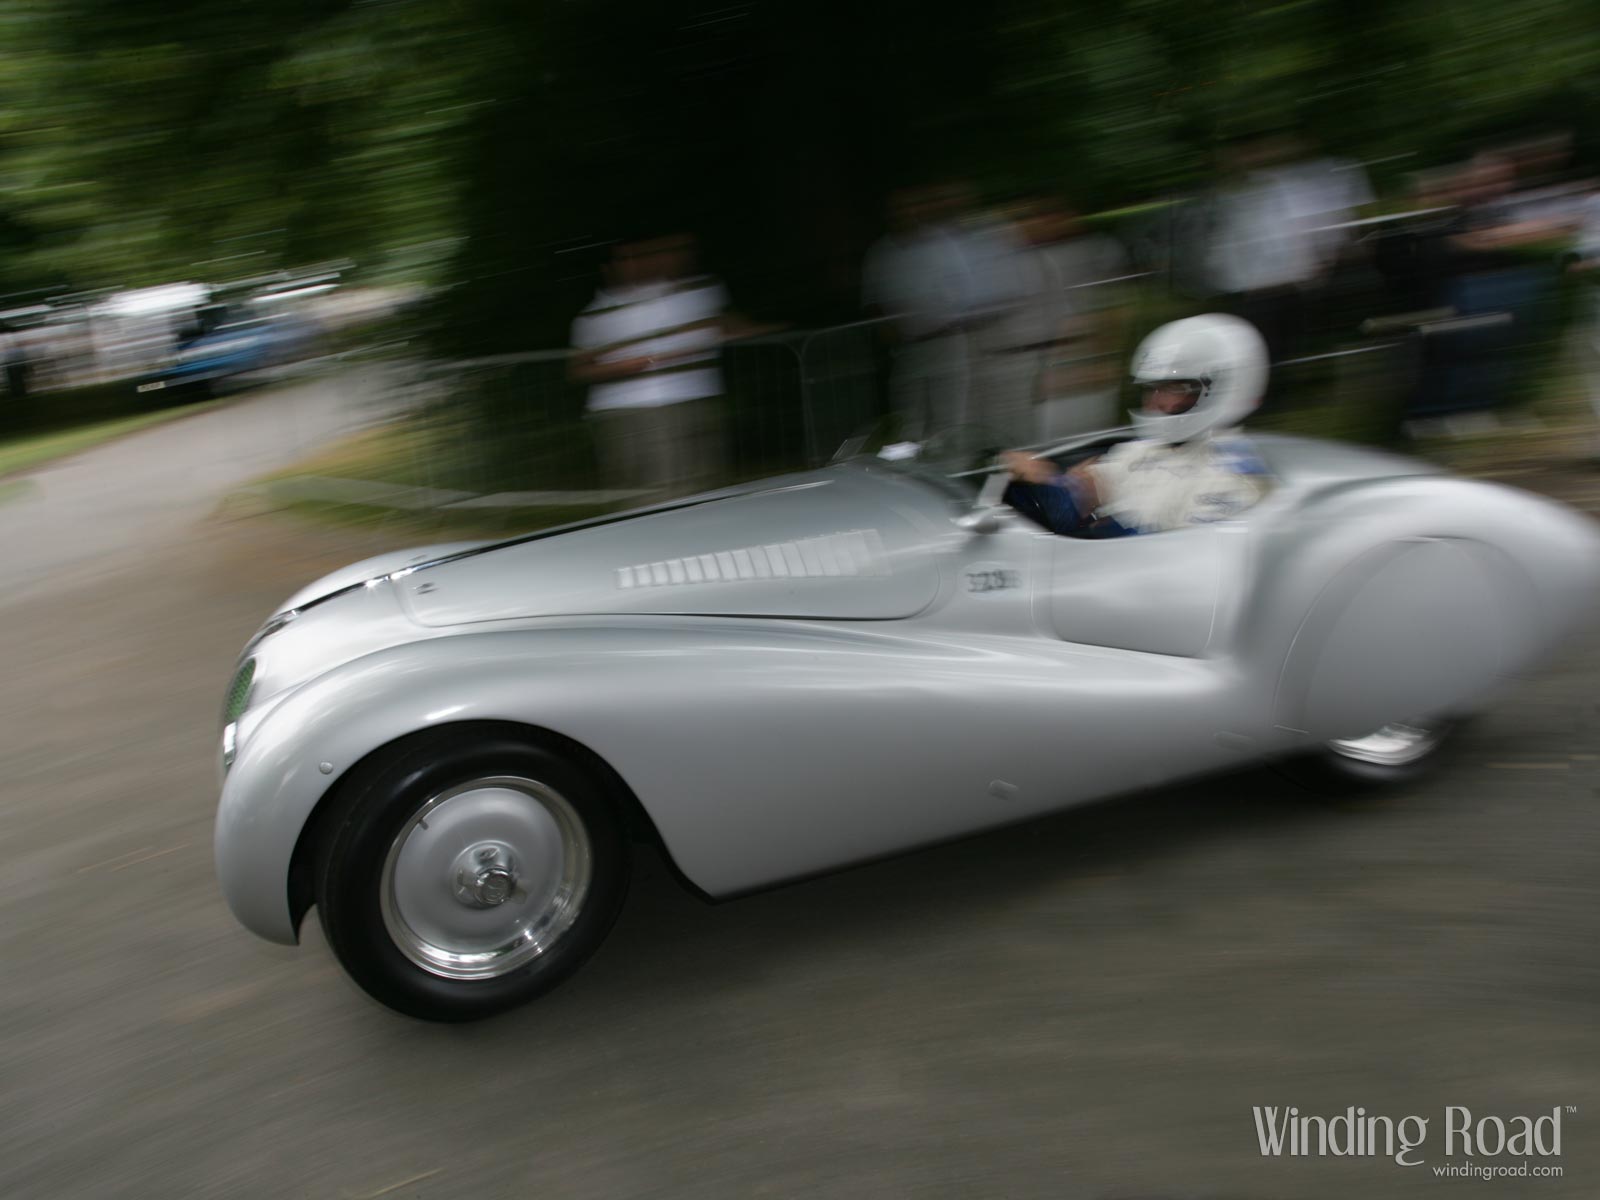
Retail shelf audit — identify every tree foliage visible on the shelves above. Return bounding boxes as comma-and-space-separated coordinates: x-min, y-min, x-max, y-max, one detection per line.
2, 0, 1597, 338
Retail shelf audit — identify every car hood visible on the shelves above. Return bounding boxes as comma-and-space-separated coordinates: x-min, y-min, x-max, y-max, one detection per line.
276, 541, 492, 614
392, 464, 953, 627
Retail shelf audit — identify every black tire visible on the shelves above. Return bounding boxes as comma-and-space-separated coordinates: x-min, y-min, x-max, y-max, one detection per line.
314, 725, 629, 1021
1276, 717, 1463, 796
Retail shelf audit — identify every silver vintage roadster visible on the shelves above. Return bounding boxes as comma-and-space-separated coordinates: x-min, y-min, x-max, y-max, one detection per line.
214, 428, 1600, 1019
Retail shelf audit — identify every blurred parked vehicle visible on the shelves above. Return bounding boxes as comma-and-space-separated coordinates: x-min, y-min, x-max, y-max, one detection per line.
135, 310, 320, 399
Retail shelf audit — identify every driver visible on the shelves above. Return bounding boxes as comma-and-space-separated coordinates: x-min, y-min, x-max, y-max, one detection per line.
1001, 313, 1272, 536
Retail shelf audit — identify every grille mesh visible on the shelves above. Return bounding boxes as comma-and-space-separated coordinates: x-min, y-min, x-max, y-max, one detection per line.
222, 658, 256, 726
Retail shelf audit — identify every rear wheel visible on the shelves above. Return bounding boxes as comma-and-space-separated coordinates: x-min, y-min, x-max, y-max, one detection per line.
315, 727, 628, 1021
1280, 717, 1461, 794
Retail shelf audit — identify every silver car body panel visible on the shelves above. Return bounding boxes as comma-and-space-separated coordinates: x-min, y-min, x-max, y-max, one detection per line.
398, 471, 948, 626
275, 541, 492, 613
214, 435, 1600, 944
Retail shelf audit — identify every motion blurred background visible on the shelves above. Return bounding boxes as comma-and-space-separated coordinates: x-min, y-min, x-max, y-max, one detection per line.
4, 0, 1600, 507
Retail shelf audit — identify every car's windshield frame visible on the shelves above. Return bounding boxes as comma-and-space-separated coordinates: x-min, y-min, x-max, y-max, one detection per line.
850, 425, 1143, 508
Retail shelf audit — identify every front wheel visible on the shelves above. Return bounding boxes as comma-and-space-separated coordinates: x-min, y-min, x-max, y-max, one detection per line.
314, 727, 628, 1021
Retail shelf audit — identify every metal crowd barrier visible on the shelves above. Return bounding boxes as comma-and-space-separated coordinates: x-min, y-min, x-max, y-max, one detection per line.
356, 264, 1565, 518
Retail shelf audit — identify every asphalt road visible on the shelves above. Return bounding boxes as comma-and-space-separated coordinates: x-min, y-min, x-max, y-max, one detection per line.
2, 386, 1598, 1199
0, 363, 413, 608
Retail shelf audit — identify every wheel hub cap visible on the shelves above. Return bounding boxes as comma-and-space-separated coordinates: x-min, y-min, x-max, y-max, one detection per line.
452, 843, 519, 908
1328, 722, 1441, 767
380, 776, 592, 980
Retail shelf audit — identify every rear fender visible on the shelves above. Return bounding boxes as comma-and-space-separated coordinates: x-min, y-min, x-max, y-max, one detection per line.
1232, 476, 1600, 740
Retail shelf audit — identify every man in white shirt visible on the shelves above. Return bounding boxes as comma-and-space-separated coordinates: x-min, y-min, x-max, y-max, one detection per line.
1280, 154, 1375, 272
571, 235, 730, 497
1202, 137, 1323, 366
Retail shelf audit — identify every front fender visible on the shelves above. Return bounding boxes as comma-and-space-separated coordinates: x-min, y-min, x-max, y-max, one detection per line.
215, 626, 695, 944
222, 618, 986, 943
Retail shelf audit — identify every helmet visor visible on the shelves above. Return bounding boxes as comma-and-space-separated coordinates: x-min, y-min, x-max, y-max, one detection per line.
1140, 379, 1204, 415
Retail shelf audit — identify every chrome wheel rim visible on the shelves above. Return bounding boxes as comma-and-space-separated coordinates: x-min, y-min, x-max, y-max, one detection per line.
1327, 722, 1443, 768
380, 775, 592, 980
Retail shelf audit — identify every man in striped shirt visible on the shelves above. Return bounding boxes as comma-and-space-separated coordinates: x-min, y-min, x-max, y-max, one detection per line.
571, 235, 731, 497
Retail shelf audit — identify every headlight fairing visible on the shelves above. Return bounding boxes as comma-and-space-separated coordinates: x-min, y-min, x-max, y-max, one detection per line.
216, 580, 424, 778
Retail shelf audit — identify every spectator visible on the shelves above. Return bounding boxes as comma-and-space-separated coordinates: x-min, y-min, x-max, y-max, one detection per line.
975, 194, 1131, 443
862, 182, 1018, 441
1201, 135, 1321, 366
1373, 169, 1459, 315
1019, 198, 1132, 441
1277, 139, 1376, 277
975, 196, 1062, 444
957, 185, 1031, 441
1429, 153, 1552, 418
570, 234, 731, 498
1276, 139, 1378, 334
1567, 186, 1600, 460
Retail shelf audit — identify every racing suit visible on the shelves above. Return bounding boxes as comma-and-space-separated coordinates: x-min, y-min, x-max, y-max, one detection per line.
1007, 433, 1270, 537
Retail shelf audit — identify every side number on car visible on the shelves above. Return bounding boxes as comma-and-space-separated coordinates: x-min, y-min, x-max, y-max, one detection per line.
965, 568, 1021, 594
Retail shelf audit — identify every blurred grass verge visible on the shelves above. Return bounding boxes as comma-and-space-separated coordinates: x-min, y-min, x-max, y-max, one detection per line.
0, 382, 224, 480
231, 421, 619, 540
257, 495, 614, 541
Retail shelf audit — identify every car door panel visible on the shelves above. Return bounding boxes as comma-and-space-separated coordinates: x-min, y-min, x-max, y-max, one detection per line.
1045, 526, 1222, 657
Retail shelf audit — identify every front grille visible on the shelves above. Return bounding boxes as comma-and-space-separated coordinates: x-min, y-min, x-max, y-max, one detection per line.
222, 658, 256, 726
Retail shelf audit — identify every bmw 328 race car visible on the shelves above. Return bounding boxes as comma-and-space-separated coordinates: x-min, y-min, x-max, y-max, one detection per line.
213, 427, 1600, 1020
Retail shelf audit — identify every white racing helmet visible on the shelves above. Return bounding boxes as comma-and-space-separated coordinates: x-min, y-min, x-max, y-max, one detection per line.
1128, 314, 1269, 444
